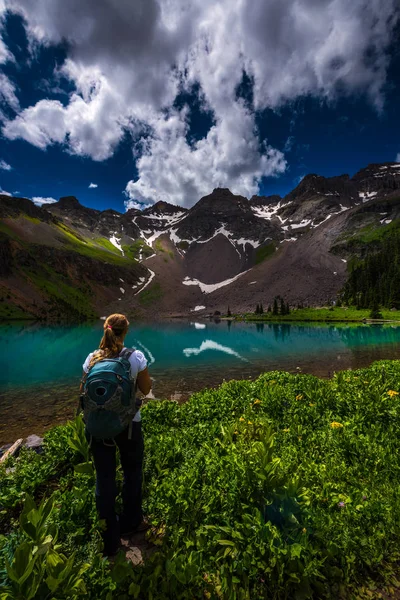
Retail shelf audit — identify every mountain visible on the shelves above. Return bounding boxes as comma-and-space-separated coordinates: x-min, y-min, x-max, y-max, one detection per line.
1, 161, 400, 321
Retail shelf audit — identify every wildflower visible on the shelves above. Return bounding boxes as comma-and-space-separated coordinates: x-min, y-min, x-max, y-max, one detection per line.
309, 403, 315, 406
239, 417, 245, 422
248, 421, 253, 425
283, 428, 290, 432
253, 399, 261, 405
302, 528, 307, 534
362, 495, 367, 501
338, 501, 345, 508
330, 421, 343, 428
296, 394, 303, 400
388, 390, 399, 397
234, 431, 239, 435
363, 381, 369, 384
270, 380, 276, 384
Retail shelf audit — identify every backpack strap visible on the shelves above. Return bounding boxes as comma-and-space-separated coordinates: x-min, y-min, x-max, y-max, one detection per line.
119, 347, 135, 359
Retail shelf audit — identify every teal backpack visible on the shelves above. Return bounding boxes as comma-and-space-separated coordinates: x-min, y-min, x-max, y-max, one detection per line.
82, 348, 140, 440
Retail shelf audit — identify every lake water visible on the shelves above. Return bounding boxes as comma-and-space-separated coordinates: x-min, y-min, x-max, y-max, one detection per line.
1, 319, 400, 444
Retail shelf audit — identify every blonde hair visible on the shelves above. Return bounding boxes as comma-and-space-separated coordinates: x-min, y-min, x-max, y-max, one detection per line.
89, 313, 130, 368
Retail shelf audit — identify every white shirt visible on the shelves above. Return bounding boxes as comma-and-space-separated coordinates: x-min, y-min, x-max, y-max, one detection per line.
82, 348, 147, 422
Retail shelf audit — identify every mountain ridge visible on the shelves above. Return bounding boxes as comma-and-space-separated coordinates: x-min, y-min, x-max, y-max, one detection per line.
1, 160, 400, 320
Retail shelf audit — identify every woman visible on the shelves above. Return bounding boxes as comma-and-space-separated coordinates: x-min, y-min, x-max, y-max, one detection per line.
81, 313, 152, 556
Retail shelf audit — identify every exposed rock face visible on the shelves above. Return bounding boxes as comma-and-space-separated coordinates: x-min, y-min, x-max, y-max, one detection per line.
0, 195, 56, 222
352, 163, 400, 196
174, 188, 281, 245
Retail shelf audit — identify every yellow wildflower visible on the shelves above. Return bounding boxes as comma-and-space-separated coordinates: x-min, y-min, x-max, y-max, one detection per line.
234, 431, 239, 435
388, 390, 399, 397
309, 403, 315, 406
296, 394, 303, 400
302, 528, 307, 534
253, 399, 261, 405
283, 428, 290, 432
248, 421, 253, 425
363, 381, 369, 384
330, 421, 343, 428
239, 417, 245, 422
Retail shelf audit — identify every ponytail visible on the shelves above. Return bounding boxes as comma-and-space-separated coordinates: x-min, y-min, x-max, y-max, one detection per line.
89, 313, 129, 368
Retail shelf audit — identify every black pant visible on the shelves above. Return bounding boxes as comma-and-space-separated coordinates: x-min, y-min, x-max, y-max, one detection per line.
88, 421, 144, 553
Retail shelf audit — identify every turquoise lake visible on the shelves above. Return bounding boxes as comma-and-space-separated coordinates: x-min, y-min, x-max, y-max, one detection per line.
1, 320, 400, 444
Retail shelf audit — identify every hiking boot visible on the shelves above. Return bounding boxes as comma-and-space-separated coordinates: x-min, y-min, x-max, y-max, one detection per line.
120, 517, 150, 537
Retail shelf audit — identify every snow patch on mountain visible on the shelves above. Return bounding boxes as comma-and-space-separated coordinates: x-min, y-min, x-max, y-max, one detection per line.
135, 269, 156, 295
183, 270, 250, 294
359, 191, 378, 201
110, 234, 124, 255
251, 200, 292, 220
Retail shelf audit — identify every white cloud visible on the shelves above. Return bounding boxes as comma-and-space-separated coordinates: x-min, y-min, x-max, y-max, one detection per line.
2, 0, 399, 206
396, 153, 400, 163
0, 72, 20, 113
125, 199, 144, 211
88, 182, 98, 188
0, 187, 12, 196
0, 159, 11, 170
295, 174, 306, 185
31, 196, 58, 205
125, 105, 286, 207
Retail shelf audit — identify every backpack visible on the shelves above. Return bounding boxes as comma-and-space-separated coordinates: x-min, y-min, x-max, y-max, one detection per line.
81, 348, 140, 440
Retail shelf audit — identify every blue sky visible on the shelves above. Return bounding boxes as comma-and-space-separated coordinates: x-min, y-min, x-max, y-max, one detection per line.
0, 1, 399, 212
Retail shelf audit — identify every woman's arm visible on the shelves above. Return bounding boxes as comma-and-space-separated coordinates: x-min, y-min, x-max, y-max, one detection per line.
137, 368, 152, 395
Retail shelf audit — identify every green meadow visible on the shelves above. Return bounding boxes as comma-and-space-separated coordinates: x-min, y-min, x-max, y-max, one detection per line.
2, 361, 400, 598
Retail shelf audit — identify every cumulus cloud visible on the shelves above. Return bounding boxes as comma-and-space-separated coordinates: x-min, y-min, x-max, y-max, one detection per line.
125, 199, 144, 211
31, 196, 57, 205
0, 159, 11, 170
0, 186, 12, 196
2, 0, 400, 206
88, 182, 98, 188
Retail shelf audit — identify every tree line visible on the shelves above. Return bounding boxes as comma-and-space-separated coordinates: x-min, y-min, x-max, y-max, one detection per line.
255, 296, 290, 315
341, 229, 400, 310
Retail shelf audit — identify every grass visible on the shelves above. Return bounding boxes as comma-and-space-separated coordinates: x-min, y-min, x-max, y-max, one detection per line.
0, 299, 32, 320
255, 242, 275, 264
54, 223, 135, 266
21, 264, 97, 320
155, 239, 165, 253
241, 306, 400, 322
138, 282, 163, 306
3, 362, 400, 598
122, 239, 153, 260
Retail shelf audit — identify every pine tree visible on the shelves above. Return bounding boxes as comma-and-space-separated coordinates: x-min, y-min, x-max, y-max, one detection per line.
255, 304, 260, 314
267, 305, 271, 312
227, 306, 232, 317
285, 302, 290, 314
280, 298, 285, 315
260, 303, 264, 314
273, 298, 278, 315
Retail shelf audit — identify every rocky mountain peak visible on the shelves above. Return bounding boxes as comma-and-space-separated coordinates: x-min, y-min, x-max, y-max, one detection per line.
0, 194, 55, 222
142, 200, 186, 216
351, 163, 400, 198
57, 196, 82, 210
192, 188, 251, 216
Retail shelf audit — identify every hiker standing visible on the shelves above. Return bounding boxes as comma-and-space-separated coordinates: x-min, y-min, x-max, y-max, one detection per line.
80, 313, 152, 556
